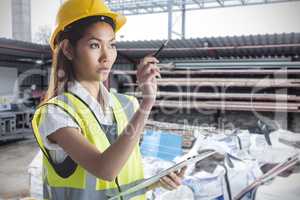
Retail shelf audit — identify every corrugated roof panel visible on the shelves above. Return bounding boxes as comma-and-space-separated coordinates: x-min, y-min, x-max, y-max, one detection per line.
1, 33, 300, 63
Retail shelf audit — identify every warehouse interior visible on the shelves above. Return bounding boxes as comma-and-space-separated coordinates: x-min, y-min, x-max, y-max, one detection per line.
0, 0, 300, 200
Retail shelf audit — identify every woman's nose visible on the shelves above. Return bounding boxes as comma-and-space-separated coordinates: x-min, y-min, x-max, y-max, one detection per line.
99, 46, 109, 63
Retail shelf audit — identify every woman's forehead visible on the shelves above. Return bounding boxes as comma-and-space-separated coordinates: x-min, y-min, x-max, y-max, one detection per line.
83, 22, 115, 41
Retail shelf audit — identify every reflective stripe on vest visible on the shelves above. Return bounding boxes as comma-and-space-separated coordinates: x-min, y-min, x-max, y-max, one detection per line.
32, 92, 146, 200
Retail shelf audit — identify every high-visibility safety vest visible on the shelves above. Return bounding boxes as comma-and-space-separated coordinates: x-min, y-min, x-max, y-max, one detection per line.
32, 91, 146, 200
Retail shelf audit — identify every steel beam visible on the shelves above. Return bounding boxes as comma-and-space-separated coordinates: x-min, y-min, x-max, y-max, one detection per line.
106, 0, 300, 16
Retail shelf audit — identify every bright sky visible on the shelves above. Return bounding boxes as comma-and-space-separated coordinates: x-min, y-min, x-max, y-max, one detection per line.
31, 0, 300, 42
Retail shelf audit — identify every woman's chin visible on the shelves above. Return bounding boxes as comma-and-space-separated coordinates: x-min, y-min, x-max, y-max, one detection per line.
94, 74, 109, 82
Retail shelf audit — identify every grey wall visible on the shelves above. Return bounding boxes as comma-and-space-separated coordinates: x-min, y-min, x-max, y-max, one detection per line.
0, 67, 18, 97
0, 0, 12, 38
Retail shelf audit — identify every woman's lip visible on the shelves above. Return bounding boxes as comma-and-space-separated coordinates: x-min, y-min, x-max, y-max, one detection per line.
97, 68, 110, 73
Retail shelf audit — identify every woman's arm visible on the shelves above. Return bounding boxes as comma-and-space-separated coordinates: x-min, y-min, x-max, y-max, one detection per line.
48, 56, 160, 181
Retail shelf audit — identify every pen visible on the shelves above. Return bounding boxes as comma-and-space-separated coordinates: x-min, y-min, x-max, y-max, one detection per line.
148, 40, 169, 78
153, 39, 169, 58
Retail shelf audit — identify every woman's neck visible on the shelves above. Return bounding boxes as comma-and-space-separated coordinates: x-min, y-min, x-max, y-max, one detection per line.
76, 79, 109, 116
78, 80, 100, 100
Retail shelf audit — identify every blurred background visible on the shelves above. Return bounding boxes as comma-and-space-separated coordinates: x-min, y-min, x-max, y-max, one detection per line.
0, 0, 300, 199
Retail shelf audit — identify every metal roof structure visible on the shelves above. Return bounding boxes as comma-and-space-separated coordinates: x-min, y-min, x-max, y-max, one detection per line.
0, 33, 299, 65
106, 0, 300, 39
116, 32, 300, 63
106, 0, 300, 15
0, 38, 51, 65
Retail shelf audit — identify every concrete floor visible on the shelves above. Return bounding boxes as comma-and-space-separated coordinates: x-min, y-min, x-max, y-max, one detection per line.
0, 137, 39, 200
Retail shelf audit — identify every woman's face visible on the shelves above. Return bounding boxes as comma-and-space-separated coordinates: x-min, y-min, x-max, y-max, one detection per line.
72, 22, 117, 82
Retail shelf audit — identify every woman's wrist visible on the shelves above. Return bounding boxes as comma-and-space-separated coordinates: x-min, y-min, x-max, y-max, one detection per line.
140, 98, 155, 110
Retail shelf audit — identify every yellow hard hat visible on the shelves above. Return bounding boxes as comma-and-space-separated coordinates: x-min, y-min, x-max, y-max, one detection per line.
49, 0, 126, 50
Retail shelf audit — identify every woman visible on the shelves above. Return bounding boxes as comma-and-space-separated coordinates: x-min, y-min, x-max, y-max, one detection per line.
31, 0, 186, 199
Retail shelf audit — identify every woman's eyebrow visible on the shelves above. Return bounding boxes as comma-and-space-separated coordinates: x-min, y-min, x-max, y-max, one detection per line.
87, 36, 116, 42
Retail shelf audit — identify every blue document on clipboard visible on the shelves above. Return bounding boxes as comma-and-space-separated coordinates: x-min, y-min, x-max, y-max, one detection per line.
108, 150, 217, 200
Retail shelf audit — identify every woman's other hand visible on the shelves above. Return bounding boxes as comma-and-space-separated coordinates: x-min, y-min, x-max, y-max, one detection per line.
148, 166, 187, 191
159, 166, 187, 190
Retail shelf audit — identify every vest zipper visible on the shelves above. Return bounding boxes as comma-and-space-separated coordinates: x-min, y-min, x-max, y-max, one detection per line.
115, 176, 124, 200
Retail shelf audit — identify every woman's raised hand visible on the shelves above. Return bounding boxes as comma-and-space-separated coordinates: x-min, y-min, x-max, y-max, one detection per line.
136, 56, 161, 107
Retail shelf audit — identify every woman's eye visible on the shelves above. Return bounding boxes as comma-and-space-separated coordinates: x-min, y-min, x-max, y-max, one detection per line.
90, 43, 100, 49
110, 43, 117, 48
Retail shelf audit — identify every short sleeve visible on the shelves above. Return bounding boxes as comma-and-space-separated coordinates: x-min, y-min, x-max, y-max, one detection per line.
38, 104, 80, 151
132, 96, 140, 112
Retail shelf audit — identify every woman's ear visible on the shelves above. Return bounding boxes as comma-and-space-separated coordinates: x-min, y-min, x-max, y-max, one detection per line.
60, 39, 74, 61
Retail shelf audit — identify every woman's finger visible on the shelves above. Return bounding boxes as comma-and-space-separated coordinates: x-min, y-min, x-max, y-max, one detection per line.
138, 59, 158, 73
153, 67, 161, 78
177, 166, 187, 178
160, 176, 178, 190
138, 69, 160, 83
142, 70, 159, 83
159, 179, 173, 191
138, 63, 159, 80
138, 57, 159, 71
140, 56, 159, 66
138, 62, 153, 76
167, 172, 182, 186
150, 68, 161, 78
163, 175, 180, 187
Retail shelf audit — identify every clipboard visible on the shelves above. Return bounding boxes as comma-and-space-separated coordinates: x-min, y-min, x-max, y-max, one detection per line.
108, 150, 217, 200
